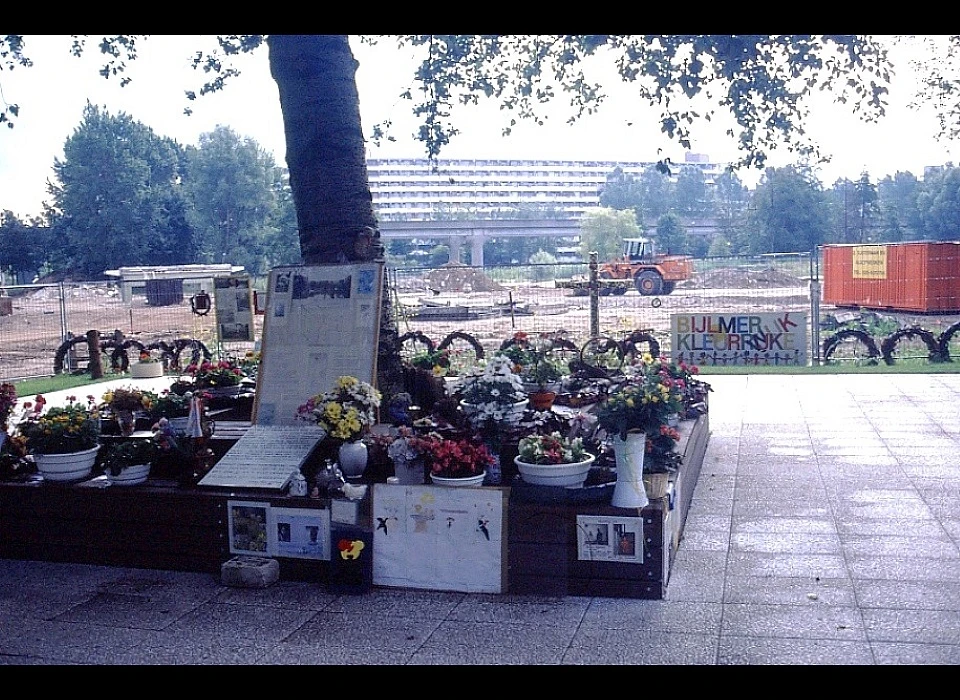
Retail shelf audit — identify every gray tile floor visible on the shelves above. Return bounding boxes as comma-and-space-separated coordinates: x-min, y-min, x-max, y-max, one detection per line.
2, 373, 960, 664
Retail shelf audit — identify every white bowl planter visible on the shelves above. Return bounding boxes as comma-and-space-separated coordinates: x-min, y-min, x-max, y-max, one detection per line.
514, 454, 595, 489
105, 463, 151, 486
130, 362, 163, 379
33, 446, 100, 483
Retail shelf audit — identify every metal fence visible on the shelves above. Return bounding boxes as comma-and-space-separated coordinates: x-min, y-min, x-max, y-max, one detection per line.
2, 251, 958, 382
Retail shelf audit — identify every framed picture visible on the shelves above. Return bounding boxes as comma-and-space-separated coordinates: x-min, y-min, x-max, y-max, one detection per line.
575, 514, 644, 564
268, 507, 331, 560
227, 500, 270, 556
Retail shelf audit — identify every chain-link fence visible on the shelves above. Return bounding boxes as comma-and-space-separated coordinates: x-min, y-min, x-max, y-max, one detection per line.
2, 251, 958, 382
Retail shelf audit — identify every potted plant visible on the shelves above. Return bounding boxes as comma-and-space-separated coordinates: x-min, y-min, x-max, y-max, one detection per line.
130, 349, 164, 378
416, 432, 495, 487
457, 354, 528, 433
514, 431, 595, 488
99, 436, 159, 486
17, 394, 101, 482
184, 358, 247, 390
101, 386, 155, 436
296, 375, 382, 481
642, 423, 683, 498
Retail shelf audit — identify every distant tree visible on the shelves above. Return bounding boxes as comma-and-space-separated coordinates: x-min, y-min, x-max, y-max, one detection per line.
599, 166, 644, 224
46, 102, 199, 277
184, 125, 282, 275
638, 165, 672, 225
852, 172, 881, 243
654, 212, 687, 255
707, 234, 733, 257
258, 167, 301, 268
742, 166, 830, 254
579, 207, 640, 261
528, 248, 558, 280
712, 169, 749, 242
674, 166, 711, 217
0, 210, 51, 282
876, 171, 924, 242
916, 166, 960, 241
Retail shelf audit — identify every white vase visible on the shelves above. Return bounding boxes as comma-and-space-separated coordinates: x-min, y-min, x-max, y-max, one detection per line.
105, 462, 151, 486
338, 440, 368, 481
33, 445, 100, 483
430, 471, 486, 488
514, 455, 595, 489
611, 433, 649, 509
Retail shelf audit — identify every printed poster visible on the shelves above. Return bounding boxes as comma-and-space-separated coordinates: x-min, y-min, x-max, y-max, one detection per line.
254, 262, 384, 426
371, 484, 506, 593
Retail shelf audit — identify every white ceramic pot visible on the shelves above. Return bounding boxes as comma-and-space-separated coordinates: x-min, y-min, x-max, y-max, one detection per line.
611, 433, 649, 509
429, 471, 486, 488
106, 462, 151, 486
514, 455, 595, 489
130, 362, 163, 379
338, 440, 368, 481
33, 445, 100, 483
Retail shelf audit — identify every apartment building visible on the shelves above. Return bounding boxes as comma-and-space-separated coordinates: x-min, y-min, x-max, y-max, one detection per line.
366, 154, 727, 222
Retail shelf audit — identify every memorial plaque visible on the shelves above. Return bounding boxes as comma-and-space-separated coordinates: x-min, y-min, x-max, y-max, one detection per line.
198, 425, 327, 490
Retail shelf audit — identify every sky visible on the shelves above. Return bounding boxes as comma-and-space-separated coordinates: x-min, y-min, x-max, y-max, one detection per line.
0, 35, 955, 220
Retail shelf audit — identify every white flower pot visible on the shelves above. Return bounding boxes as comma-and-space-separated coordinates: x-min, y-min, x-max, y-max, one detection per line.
514, 455, 595, 489
130, 362, 163, 379
33, 445, 100, 483
105, 463, 151, 486
430, 471, 486, 487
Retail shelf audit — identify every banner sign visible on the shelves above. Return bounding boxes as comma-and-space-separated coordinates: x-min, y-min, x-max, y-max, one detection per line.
671, 312, 807, 366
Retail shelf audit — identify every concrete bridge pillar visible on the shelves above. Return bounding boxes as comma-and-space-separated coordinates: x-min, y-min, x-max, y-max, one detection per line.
448, 235, 466, 264
470, 233, 486, 267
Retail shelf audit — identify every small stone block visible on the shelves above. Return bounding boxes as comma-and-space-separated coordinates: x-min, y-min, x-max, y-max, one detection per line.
221, 556, 280, 588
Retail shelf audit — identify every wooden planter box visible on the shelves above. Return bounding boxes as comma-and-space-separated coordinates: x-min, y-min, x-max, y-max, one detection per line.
507, 410, 709, 599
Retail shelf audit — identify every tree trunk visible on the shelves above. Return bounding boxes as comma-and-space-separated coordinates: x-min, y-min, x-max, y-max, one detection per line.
267, 35, 404, 402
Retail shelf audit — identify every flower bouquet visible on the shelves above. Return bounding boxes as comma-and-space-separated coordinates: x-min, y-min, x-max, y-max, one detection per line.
296, 375, 381, 442
457, 354, 528, 434
102, 386, 154, 414
594, 366, 682, 441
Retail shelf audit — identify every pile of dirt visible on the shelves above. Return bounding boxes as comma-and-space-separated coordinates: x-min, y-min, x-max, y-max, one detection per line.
686, 266, 804, 289
425, 262, 507, 293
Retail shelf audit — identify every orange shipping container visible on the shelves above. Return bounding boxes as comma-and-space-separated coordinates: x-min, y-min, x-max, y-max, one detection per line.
822, 241, 960, 313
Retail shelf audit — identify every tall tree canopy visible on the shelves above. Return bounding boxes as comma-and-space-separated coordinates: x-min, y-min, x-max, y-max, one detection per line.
184, 125, 282, 274
47, 102, 199, 276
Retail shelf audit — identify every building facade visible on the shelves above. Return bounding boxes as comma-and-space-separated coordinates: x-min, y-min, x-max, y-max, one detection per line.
366, 154, 728, 223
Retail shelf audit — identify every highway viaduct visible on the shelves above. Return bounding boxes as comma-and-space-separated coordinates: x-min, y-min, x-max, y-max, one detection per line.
377, 218, 581, 267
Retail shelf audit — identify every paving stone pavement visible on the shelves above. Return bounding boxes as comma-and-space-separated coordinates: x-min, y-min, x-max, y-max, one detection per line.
2, 373, 960, 665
